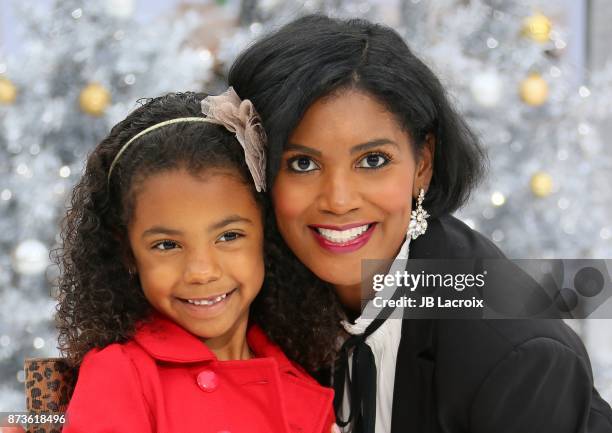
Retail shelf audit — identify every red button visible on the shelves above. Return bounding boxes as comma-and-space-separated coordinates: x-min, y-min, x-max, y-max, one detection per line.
197, 370, 219, 392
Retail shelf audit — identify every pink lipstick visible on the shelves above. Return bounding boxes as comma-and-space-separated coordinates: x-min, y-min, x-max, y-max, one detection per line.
309, 222, 376, 254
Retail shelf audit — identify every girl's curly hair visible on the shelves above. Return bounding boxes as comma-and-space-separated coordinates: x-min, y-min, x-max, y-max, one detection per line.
53, 91, 345, 374
252, 211, 346, 374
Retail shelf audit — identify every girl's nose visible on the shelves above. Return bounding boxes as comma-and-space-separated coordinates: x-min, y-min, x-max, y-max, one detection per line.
318, 169, 362, 215
183, 249, 222, 285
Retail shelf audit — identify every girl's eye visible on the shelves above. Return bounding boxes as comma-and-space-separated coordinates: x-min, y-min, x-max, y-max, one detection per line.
356, 153, 391, 169
218, 231, 243, 242
288, 156, 319, 172
153, 240, 178, 251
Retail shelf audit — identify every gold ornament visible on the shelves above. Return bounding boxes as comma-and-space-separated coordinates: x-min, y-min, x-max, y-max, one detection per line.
79, 82, 111, 116
530, 171, 553, 197
522, 12, 552, 43
520, 73, 549, 106
0, 77, 17, 104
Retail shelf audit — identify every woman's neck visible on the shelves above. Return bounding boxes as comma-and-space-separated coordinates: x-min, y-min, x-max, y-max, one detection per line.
334, 282, 363, 320
333, 239, 408, 320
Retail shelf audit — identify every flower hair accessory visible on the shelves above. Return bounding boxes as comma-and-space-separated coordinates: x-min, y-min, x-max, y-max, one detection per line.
107, 88, 267, 192
201, 87, 267, 192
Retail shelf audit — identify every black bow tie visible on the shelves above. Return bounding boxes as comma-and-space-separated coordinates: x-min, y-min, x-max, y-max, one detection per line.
333, 317, 386, 433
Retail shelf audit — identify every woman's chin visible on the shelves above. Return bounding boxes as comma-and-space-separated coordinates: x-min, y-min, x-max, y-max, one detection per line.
311, 264, 362, 289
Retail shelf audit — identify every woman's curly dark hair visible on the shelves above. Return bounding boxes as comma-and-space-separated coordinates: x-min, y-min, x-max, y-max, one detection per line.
53, 91, 346, 374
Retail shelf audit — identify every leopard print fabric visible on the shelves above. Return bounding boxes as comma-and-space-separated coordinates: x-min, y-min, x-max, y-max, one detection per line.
24, 358, 77, 433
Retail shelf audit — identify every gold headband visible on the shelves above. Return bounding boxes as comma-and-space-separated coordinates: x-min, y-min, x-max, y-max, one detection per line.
106, 87, 267, 192
107, 117, 211, 184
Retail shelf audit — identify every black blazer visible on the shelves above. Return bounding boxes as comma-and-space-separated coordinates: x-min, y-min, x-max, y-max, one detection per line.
390, 214, 612, 433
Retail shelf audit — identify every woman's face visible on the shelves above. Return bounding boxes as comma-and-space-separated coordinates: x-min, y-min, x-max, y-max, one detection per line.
272, 90, 433, 310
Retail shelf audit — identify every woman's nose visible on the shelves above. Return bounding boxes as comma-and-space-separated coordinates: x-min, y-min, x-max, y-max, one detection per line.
318, 169, 361, 215
183, 249, 222, 285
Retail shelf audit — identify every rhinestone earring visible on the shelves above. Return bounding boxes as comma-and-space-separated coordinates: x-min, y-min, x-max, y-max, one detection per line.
407, 188, 429, 240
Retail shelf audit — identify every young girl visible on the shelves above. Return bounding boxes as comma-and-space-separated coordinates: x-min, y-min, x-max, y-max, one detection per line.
54, 90, 334, 432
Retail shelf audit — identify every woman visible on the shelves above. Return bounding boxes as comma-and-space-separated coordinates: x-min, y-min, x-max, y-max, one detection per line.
229, 14, 612, 433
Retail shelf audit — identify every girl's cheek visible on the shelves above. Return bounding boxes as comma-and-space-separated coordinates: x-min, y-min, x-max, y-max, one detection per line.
138, 258, 180, 286
222, 244, 265, 295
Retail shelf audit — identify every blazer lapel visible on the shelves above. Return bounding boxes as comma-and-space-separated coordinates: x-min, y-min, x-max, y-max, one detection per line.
391, 318, 437, 433
390, 216, 447, 433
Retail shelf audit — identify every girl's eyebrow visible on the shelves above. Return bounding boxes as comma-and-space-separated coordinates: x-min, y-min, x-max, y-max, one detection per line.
142, 226, 183, 239
209, 215, 253, 231
285, 139, 398, 156
141, 215, 253, 239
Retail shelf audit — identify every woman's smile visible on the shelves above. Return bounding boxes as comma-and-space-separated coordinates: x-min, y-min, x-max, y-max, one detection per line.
309, 222, 377, 253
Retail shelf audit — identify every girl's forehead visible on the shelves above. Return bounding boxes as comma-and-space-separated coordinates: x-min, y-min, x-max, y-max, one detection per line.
128, 169, 260, 232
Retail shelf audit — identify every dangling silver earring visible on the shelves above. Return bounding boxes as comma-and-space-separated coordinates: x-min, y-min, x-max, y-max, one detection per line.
407, 188, 429, 240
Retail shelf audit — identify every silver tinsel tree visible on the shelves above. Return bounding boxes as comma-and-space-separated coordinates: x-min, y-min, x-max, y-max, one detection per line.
0, 0, 213, 410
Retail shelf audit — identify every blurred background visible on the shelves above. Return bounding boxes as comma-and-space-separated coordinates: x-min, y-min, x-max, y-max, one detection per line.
1, 0, 611, 410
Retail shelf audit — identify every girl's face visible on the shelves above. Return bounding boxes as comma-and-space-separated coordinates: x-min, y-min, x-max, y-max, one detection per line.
128, 168, 264, 348
272, 90, 433, 311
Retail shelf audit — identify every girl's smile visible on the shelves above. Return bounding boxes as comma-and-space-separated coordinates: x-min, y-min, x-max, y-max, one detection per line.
175, 287, 238, 320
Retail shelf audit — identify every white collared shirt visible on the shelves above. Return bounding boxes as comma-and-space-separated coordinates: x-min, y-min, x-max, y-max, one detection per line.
340, 237, 410, 433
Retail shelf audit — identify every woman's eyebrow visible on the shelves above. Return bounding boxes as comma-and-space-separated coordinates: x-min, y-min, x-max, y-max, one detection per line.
284, 143, 322, 157
350, 139, 398, 154
285, 139, 398, 157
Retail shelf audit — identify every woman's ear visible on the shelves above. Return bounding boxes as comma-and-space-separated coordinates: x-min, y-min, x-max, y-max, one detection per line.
414, 133, 435, 196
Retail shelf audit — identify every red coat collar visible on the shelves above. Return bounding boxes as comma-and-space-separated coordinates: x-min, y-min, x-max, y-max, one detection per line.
133, 312, 299, 374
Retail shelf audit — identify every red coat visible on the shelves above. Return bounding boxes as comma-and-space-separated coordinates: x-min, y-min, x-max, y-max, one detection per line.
63, 313, 334, 433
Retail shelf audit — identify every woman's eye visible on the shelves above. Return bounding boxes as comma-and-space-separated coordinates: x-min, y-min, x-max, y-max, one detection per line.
218, 231, 243, 242
288, 156, 319, 172
357, 153, 390, 169
153, 240, 178, 251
